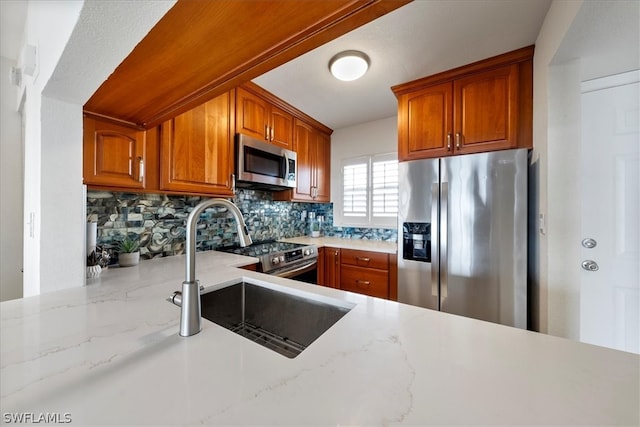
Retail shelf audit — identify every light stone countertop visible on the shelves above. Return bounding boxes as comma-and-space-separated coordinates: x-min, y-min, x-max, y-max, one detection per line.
1, 250, 638, 426
281, 236, 398, 254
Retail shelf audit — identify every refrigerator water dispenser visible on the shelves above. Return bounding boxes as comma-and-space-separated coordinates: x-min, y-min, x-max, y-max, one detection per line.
402, 222, 431, 262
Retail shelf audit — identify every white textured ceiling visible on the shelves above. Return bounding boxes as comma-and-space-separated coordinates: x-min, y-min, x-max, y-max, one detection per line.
254, 0, 552, 130
553, 0, 640, 81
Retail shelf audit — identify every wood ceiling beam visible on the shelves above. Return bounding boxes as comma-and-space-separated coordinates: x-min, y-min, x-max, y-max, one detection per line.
84, 0, 411, 128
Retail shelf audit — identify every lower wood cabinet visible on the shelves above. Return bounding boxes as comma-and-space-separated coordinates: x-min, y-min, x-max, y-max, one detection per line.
317, 247, 397, 301
340, 249, 388, 270
340, 264, 389, 299
239, 263, 258, 271
318, 247, 341, 288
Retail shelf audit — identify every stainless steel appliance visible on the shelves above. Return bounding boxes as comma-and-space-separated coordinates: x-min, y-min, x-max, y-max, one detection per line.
236, 134, 296, 190
398, 148, 527, 328
218, 240, 318, 283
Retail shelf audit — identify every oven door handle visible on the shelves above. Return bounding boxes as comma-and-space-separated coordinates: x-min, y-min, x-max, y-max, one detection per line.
272, 260, 317, 279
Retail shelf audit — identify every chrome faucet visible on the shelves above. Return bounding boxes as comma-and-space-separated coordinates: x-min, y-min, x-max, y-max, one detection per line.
179, 198, 252, 337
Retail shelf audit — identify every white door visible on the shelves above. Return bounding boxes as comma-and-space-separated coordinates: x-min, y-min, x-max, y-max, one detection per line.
580, 71, 639, 354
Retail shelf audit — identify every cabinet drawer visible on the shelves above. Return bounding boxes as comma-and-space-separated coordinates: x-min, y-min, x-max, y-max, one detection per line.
341, 249, 388, 270
340, 265, 389, 299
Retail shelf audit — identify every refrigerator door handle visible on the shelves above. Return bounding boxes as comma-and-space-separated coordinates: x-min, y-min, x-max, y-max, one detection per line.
440, 181, 448, 301
431, 183, 439, 298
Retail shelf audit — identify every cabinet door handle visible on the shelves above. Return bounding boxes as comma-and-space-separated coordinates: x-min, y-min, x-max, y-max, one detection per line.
356, 257, 371, 263
231, 173, 236, 194
447, 133, 452, 151
270, 127, 274, 141
138, 157, 144, 182
455, 132, 462, 149
265, 125, 269, 141
356, 280, 371, 288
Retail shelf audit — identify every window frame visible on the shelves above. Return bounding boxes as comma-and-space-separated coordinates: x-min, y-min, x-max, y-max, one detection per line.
336, 152, 398, 228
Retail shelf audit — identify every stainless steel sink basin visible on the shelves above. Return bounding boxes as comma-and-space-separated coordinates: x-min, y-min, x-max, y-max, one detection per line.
199, 281, 354, 358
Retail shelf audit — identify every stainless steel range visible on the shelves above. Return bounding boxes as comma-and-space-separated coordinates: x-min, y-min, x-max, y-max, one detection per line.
218, 240, 318, 282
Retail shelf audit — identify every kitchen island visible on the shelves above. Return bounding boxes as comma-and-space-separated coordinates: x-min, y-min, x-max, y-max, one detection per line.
1, 251, 638, 426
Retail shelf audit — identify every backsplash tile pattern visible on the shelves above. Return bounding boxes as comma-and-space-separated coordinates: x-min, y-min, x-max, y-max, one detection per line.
87, 189, 397, 262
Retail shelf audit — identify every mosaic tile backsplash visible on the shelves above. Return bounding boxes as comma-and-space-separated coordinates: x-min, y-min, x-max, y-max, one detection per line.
87, 189, 397, 263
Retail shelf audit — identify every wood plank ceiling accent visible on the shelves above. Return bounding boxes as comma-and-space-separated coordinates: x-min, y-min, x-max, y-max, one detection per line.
84, 0, 411, 128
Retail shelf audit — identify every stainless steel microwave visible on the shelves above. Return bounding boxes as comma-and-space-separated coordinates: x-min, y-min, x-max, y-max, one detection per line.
236, 134, 296, 190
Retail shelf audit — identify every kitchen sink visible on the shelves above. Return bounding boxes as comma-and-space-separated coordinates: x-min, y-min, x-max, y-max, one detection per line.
198, 281, 354, 358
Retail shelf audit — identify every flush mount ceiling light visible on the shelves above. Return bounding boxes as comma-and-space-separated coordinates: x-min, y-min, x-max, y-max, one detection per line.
328, 50, 370, 81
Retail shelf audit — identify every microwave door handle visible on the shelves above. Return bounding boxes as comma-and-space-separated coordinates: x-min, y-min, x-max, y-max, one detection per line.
284, 152, 290, 181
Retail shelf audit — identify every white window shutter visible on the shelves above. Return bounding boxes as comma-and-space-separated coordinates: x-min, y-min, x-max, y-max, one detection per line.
372, 159, 398, 217
343, 162, 368, 217
336, 153, 397, 227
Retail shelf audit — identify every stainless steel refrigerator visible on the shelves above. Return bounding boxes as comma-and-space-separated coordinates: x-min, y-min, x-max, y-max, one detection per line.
397, 148, 527, 329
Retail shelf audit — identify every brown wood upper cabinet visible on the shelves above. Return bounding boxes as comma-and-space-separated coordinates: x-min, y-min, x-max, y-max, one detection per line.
393, 46, 533, 161
275, 119, 331, 203
83, 115, 148, 190
159, 90, 235, 196
84, 82, 331, 197
236, 85, 293, 150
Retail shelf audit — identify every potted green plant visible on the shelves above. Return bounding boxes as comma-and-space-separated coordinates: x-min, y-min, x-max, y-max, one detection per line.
117, 236, 140, 267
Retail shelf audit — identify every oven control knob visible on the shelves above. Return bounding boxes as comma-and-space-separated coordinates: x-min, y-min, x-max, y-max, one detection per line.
304, 248, 313, 256
272, 257, 280, 265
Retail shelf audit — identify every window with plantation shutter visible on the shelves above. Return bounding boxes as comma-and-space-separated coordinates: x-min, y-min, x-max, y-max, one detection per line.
372, 157, 398, 217
338, 153, 398, 227
343, 162, 368, 217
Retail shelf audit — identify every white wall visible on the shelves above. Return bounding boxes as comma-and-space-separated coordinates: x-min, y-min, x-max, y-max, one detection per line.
330, 115, 397, 181
330, 115, 397, 226
0, 55, 23, 301
533, 0, 639, 338
39, 96, 85, 293
17, 0, 175, 297
21, 0, 85, 297
530, 0, 583, 333
546, 60, 582, 340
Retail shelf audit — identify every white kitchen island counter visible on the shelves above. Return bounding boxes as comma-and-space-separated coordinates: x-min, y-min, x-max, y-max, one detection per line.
1, 250, 638, 426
